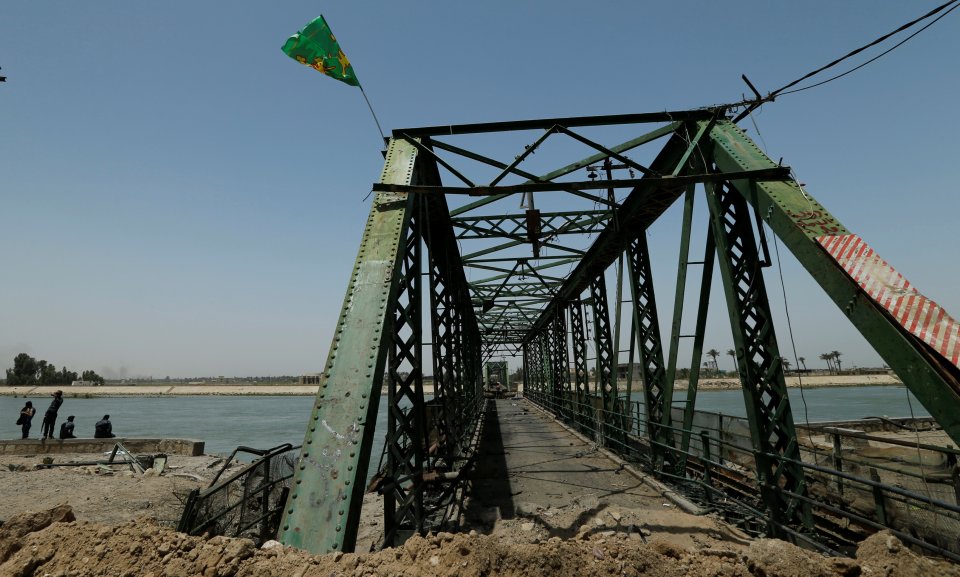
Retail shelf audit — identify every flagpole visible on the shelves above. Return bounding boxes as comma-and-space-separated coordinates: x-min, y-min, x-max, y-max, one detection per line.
359, 86, 386, 145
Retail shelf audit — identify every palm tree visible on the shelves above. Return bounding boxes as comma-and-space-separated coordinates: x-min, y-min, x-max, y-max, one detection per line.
706, 349, 720, 372
819, 352, 834, 373
798, 357, 807, 371
831, 350, 843, 373
781, 357, 792, 372
727, 349, 738, 373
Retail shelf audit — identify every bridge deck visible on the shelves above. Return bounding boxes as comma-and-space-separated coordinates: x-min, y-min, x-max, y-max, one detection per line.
462, 399, 749, 549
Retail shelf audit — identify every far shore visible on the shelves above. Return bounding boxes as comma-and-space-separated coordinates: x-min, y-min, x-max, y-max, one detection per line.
0, 373, 901, 397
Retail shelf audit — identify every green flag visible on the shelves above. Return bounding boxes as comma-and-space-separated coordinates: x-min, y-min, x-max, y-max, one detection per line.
281, 15, 360, 87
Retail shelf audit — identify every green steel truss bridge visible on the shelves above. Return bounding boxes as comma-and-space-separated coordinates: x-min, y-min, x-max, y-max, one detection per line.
275, 109, 960, 555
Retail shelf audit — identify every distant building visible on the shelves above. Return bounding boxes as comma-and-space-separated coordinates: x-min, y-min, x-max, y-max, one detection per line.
70, 380, 100, 387
299, 373, 322, 385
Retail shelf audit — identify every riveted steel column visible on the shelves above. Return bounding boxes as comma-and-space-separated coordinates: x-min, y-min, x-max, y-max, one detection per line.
522, 343, 530, 396
534, 331, 547, 403
706, 179, 810, 534
679, 227, 716, 457
551, 311, 570, 420
279, 138, 422, 554
543, 315, 559, 414
419, 181, 484, 464
589, 274, 619, 446
429, 246, 458, 471
569, 300, 591, 432
625, 234, 672, 464
383, 196, 426, 547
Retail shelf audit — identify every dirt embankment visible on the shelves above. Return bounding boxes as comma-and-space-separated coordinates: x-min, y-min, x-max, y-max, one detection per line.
2, 449, 955, 576
1, 505, 957, 577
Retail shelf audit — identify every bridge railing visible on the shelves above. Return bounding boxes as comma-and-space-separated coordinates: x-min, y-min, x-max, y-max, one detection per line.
525, 390, 960, 561
177, 443, 299, 545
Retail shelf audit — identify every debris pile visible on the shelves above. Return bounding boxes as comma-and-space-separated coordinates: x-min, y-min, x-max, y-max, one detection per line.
2, 506, 958, 577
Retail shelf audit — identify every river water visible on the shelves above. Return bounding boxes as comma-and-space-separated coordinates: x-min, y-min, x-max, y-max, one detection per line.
0, 385, 929, 460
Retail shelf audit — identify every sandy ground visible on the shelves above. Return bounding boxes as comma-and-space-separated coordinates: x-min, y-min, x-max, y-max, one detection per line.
0, 374, 900, 397
0, 452, 234, 527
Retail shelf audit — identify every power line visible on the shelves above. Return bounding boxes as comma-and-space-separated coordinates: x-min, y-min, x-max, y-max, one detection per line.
731, 0, 959, 121
776, 1, 960, 97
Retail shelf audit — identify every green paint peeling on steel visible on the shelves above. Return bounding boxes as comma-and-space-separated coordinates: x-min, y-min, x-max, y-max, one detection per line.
705, 119, 960, 447
278, 138, 420, 554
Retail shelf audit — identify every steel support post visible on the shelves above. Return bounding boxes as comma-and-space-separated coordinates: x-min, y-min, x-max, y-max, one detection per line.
544, 314, 559, 414
539, 331, 550, 403
450, 300, 466, 449
279, 139, 423, 554
560, 309, 574, 420
664, 185, 719, 460
383, 197, 427, 547
528, 333, 543, 403
570, 300, 592, 432
706, 179, 811, 534
679, 227, 716, 457
522, 343, 530, 396
664, 186, 697, 402
625, 233, 672, 464
551, 311, 569, 419
429, 251, 458, 471
589, 274, 620, 446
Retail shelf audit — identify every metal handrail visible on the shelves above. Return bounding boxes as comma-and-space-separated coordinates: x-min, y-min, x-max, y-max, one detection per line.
177, 443, 300, 545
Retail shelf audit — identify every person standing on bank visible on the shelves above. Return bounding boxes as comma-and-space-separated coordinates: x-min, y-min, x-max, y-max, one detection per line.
94, 414, 115, 438
59, 415, 77, 439
41, 390, 64, 440
17, 401, 36, 439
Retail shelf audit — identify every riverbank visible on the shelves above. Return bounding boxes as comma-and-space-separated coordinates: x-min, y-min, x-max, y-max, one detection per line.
679, 373, 902, 391
0, 374, 900, 397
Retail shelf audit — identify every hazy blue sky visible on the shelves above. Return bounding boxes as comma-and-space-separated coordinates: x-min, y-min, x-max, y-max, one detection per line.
1, 2, 957, 378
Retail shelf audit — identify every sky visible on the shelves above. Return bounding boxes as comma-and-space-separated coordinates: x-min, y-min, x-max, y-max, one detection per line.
1, 2, 958, 379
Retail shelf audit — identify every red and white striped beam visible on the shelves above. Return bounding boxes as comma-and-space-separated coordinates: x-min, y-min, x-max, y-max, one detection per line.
817, 234, 960, 368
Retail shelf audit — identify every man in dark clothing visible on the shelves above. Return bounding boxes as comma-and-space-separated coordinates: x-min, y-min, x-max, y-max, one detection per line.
59, 415, 76, 439
41, 390, 64, 440
94, 414, 115, 438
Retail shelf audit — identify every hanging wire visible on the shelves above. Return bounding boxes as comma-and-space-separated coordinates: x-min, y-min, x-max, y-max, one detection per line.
776, 1, 960, 97
729, 0, 960, 121
771, 227, 815, 443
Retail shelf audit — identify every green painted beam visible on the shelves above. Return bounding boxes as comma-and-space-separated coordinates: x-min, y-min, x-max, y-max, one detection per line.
448, 122, 680, 217
278, 139, 421, 554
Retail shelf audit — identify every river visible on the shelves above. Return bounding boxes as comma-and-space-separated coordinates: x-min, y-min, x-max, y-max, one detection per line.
1, 385, 929, 463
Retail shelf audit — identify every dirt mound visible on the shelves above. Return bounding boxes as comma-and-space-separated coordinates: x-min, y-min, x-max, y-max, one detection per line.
2, 507, 958, 577
855, 530, 960, 577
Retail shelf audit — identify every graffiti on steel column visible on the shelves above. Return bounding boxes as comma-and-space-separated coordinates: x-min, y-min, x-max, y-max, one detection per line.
784, 209, 841, 235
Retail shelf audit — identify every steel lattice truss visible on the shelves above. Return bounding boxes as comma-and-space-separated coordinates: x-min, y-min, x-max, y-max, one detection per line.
278, 110, 960, 555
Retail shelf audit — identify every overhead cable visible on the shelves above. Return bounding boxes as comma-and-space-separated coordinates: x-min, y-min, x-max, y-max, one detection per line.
730, 0, 959, 121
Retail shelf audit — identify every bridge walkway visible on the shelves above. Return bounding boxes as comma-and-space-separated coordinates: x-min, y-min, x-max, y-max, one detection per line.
460, 398, 750, 550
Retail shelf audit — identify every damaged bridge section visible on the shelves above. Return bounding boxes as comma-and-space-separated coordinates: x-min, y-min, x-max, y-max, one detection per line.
278, 109, 960, 557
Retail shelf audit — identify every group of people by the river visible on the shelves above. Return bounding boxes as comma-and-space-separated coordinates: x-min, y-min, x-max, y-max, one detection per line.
16, 390, 115, 440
